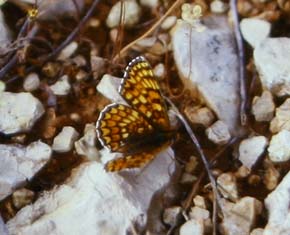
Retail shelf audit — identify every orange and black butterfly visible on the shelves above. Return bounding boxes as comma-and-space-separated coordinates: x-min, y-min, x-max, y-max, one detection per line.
96, 56, 176, 171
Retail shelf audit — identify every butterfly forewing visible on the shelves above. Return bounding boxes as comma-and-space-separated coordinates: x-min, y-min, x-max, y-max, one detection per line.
120, 56, 170, 130
96, 103, 154, 153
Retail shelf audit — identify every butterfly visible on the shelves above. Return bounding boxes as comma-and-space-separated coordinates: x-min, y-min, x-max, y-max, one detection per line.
96, 56, 175, 171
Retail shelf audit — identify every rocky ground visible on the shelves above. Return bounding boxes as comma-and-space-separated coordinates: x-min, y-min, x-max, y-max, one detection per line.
0, 0, 290, 235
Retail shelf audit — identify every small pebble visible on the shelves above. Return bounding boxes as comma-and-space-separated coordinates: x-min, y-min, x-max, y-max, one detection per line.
50, 75, 71, 96
12, 188, 34, 209
193, 195, 206, 209
140, 0, 159, 9
106, 0, 141, 28
58, 41, 78, 61
161, 16, 177, 30
52, 126, 79, 153
180, 172, 197, 184
206, 120, 231, 145
72, 55, 87, 67
235, 166, 251, 178
248, 174, 261, 186
185, 156, 198, 174
70, 113, 81, 122
0, 80, 6, 92
89, 18, 101, 28
252, 90, 275, 122
42, 62, 61, 78
180, 219, 204, 235
23, 73, 40, 92
162, 206, 182, 225
184, 106, 215, 128
75, 70, 88, 81
217, 173, 239, 200
153, 63, 165, 78
263, 159, 280, 190
268, 130, 290, 162
210, 0, 229, 14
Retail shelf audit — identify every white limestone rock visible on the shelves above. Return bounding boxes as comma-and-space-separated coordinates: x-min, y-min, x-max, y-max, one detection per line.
91, 55, 106, 80
270, 98, 290, 133
239, 136, 268, 169
193, 195, 207, 209
106, 0, 141, 28
240, 18, 271, 48
57, 41, 78, 61
50, 75, 71, 96
163, 206, 182, 225
23, 73, 40, 92
184, 106, 215, 128
0, 92, 44, 135
7, 148, 178, 235
188, 206, 210, 221
0, 141, 51, 200
52, 126, 79, 153
171, 15, 243, 136
217, 173, 239, 200
140, 0, 159, 9
254, 37, 290, 96
75, 123, 100, 161
221, 197, 262, 235
264, 171, 290, 235
96, 74, 124, 103
252, 90, 275, 122
179, 219, 204, 235
268, 130, 290, 162
206, 120, 231, 145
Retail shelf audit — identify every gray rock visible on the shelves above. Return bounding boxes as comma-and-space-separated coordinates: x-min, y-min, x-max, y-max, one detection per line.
254, 38, 290, 96
171, 15, 243, 136
6, 148, 178, 235
264, 171, 290, 235
0, 92, 44, 135
0, 141, 51, 200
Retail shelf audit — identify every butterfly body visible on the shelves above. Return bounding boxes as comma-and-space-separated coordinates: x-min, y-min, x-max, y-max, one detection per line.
96, 56, 175, 171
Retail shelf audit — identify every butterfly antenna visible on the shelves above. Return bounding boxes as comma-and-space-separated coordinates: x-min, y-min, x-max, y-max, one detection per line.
164, 96, 225, 221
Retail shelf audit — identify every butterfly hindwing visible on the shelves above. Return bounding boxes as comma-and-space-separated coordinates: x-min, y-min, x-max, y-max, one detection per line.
96, 103, 154, 153
105, 152, 155, 171
120, 56, 170, 130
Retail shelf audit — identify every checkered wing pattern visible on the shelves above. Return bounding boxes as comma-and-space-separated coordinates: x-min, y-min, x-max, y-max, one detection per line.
120, 56, 170, 130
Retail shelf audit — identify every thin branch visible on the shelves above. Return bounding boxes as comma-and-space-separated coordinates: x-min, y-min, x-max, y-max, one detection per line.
230, 0, 247, 126
112, 0, 185, 62
44, 0, 101, 61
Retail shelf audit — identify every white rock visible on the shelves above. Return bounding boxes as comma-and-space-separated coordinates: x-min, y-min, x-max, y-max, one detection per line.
268, 130, 290, 162
240, 18, 271, 48
163, 206, 182, 225
184, 106, 215, 127
57, 41, 78, 61
140, 0, 159, 8
96, 74, 124, 103
0, 215, 8, 235
206, 120, 231, 145
180, 172, 196, 184
270, 98, 290, 133
72, 55, 86, 67
252, 90, 275, 122
52, 126, 79, 153
0, 141, 51, 200
189, 206, 210, 221
7, 148, 178, 235
254, 37, 290, 96
217, 173, 239, 200
179, 219, 204, 235
91, 55, 105, 80
250, 228, 264, 235
12, 188, 34, 209
210, 0, 229, 14
50, 75, 71, 96
106, 0, 141, 28
0, 92, 44, 135
75, 123, 99, 161
263, 158, 280, 190
23, 73, 40, 92
193, 195, 207, 209
161, 16, 177, 30
171, 16, 244, 136
238, 136, 268, 169
264, 171, 290, 235
153, 63, 165, 78
221, 197, 262, 235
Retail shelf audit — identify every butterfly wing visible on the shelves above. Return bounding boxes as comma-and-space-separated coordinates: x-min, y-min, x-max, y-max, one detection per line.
105, 152, 155, 171
96, 103, 154, 153
120, 56, 170, 130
